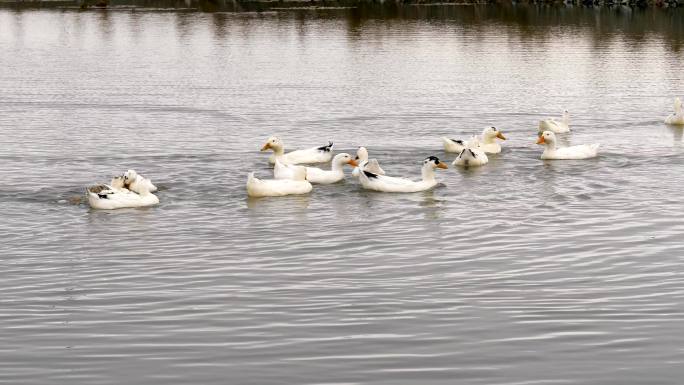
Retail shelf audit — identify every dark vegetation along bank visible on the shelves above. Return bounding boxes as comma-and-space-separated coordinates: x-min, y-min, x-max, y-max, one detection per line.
0, 0, 682, 11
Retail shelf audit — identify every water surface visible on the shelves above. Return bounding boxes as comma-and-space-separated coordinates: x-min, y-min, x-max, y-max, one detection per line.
1, 4, 684, 384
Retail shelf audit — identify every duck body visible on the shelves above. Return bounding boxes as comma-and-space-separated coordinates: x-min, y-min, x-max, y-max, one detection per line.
453, 148, 489, 167
537, 131, 599, 160
351, 147, 385, 178
539, 110, 570, 133
246, 172, 312, 197
305, 153, 357, 184
358, 156, 447, 193
124, 169, 157, 193
274, 159, 307, 180
665, 97, 684, 125
452, 137, 489, 167
305, 167, 344, 184
261, 136, 333, 165
442, 137, 467, 153
87, 176, 159, 210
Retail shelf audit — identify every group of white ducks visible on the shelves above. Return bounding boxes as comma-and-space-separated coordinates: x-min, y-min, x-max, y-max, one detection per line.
87, 98, 684, 207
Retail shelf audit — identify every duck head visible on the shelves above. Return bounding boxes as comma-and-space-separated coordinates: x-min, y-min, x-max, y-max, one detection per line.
482, 126, 506, 143
424, 156, 448, 170
332, 153, 358, 170
536, 131, 557, 148
261, 136, 284, 153
123, 169, 138, 185
355, 147, 369, 163
422, 156, 447, 181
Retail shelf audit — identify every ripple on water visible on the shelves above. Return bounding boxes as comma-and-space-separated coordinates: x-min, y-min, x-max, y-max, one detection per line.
2, 5, 684, 385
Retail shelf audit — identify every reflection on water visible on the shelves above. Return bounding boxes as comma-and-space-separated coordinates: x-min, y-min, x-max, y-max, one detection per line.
1, 4, 684, 385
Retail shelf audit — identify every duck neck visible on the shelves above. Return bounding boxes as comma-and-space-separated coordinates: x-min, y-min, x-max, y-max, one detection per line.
422, 166, 436, 182
482, 135, 495, 145
272, 146, 285, 156
330, 161, 345, 173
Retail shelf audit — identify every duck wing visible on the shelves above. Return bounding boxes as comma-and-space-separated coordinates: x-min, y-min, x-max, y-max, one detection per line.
365, 159, 385, 175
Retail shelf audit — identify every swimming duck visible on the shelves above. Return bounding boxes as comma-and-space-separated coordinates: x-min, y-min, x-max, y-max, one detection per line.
358, 156, 448, 193
452, 136, 489, 167
665, 97, 684, 125
123, 169, 157, 194
305, 153, 357, 184
261, 136, 334, 165
87, 175, 159, 210
246, 167, 312, 197
441, 137, 467, 153
479, 126, 507, 154
536, 131, 599, 160
274, 159, 307, 180
351, 147, 385, 177
539, 110, 570, 133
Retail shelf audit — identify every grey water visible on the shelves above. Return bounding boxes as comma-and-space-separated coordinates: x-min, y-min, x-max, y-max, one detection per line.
1, 4, 684, 384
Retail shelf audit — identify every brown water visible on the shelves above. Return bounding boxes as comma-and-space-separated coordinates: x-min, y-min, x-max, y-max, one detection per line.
1, 4, 684, 384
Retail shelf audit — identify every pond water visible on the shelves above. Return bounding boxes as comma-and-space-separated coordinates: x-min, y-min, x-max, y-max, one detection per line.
1, 4, 684, 384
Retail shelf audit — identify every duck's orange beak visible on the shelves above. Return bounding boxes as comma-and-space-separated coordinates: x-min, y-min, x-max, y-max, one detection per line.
497, 132, 507, 140
536, 136, 546, 145
437, 162, 448, 169
260, 143, 271, 151
348, 159, 358, 167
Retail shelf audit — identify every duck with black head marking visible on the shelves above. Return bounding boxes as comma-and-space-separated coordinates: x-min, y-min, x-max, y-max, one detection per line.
358, 156, 448, 193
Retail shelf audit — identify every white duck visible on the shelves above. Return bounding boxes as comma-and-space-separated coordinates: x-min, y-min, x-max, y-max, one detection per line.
87, 175, 159, 210
274, 159, 307, 180
441, 137, 467, 153
305, 153, 358, 184
351, 147, 385, 178
539, 110, 570, 133
358, 156, 448, 193
536, 131, 599, 160
246, 167, 312, 197
452, 136, 489, 167
479, 126, 507, 154
665, 97, 684, 125
261, 136, 333, 165
123, 169, 157, 194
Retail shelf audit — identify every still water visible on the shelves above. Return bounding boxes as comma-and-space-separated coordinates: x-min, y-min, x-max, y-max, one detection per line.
1, 4, 684, 384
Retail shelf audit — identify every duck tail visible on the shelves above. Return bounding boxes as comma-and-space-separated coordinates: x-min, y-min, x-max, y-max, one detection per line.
318, 141, 333, 152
